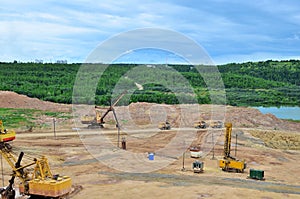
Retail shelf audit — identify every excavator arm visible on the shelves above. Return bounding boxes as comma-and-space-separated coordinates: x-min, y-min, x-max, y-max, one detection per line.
0, 150, 27, 199
0, 146, 72, 198
96, 90, 127, 124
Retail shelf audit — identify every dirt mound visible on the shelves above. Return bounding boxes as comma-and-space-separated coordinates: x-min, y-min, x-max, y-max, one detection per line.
0, 91, 71, 112
226, 106, 300, 131
1, 91, 299, 132
114, 103, 300, 131
249, 130, 300, 150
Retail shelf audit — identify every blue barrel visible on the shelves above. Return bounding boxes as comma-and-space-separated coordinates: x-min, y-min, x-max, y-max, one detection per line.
148, 153, 154, 160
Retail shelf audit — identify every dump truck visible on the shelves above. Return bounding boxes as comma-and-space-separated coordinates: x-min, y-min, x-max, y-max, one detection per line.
193, 121, 207, 129
219, 123, 246, 173
210, 120, 223, 128
158, 121, 171, 130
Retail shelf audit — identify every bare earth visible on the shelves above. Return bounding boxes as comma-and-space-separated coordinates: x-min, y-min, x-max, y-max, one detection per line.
0, 91, 300, 199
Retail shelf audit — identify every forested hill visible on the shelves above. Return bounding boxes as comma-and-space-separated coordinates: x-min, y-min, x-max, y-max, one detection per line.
0, 60, 299, 107
219, 60, 300, 86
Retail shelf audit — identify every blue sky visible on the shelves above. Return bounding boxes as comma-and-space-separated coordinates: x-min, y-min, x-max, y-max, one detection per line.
1, 0, 300, 64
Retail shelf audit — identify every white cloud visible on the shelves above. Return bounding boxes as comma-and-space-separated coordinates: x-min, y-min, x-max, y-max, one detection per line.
1, 0, 300, 63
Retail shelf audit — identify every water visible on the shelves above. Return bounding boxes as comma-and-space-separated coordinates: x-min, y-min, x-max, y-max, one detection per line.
253, 106, 300, 120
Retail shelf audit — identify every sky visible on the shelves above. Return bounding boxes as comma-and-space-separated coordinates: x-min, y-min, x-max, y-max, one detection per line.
1, 0, 300, 64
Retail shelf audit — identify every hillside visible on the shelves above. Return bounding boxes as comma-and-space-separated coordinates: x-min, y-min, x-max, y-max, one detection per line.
0, 60, 299, 106
1, 91, 299, 132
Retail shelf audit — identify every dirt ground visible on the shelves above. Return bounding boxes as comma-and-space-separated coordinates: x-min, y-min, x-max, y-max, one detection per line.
0, 91, 300, 199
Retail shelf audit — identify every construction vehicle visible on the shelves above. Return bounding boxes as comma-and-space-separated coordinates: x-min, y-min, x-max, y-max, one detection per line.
81, 91, 126, 128
193, 120, 207, 129
0, 120, 15, 143
192, 160, 204, 173
0, 144, 72, 199
210, 120, 223, 128
189, 146, 202, 158
219, 123, 246, 173
81, 108, 102, 128
158, 121, 171, 130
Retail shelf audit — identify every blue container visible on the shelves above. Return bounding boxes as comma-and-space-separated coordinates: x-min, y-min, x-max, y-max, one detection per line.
148, 153, 154, 160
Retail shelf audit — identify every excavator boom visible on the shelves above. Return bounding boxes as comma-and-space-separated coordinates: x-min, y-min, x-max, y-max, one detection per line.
82, 90, 127, 128
0, 145, 72, 198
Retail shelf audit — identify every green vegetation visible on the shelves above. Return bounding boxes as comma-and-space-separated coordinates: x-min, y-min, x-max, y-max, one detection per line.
0, 108, 72, 129
0, 60, 299, 107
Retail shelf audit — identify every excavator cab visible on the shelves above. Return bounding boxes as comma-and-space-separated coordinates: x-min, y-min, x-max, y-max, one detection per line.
0, 120, 15, 145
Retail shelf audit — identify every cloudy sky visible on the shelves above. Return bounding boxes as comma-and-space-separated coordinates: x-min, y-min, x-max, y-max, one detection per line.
1, 0, 300, 64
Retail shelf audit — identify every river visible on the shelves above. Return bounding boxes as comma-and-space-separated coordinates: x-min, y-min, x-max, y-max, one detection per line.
253, 106, 300, 120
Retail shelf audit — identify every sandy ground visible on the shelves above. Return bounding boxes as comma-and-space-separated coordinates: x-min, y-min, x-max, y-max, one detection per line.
6, 128, 300, 199
0, 91, 300, 199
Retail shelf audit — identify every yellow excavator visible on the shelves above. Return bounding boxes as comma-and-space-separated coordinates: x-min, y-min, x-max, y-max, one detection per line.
0, 120, 15, 144
219, 123, 246, 173
0, 121, 72, 199
81, 91, 126, 128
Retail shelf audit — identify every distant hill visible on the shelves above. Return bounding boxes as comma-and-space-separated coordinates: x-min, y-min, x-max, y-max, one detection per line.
0, 60, 299, 106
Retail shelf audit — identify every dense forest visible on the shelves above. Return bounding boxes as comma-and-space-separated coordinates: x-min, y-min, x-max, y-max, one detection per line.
0, 60, 299, 107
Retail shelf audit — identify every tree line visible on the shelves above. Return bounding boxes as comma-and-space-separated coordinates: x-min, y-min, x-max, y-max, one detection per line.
0, 60, 299, 107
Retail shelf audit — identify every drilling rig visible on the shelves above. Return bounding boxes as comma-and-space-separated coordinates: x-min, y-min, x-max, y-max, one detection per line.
219, 123, 246, 173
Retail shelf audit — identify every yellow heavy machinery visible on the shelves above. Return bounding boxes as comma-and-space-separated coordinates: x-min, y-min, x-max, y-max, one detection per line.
193, 120, 207, 129
158, 121, 171, 130
81, 107, 103, 128
0, 146, 72, 199
219, 123, 246, 173
81, 91, 126, 128
209, 120, 223, 128
0, 122, 72, 199
0, 120, 15, 144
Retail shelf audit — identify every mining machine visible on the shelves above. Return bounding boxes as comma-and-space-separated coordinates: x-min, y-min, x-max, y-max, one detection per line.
81, 91, 126, 128
219, 123, 246, 172
0, 146, 72, 199
0, 121, 72, 199
0, 120, 15, 147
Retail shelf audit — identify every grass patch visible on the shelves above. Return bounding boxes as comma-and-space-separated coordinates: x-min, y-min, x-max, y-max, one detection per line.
0, 108, 72, 129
